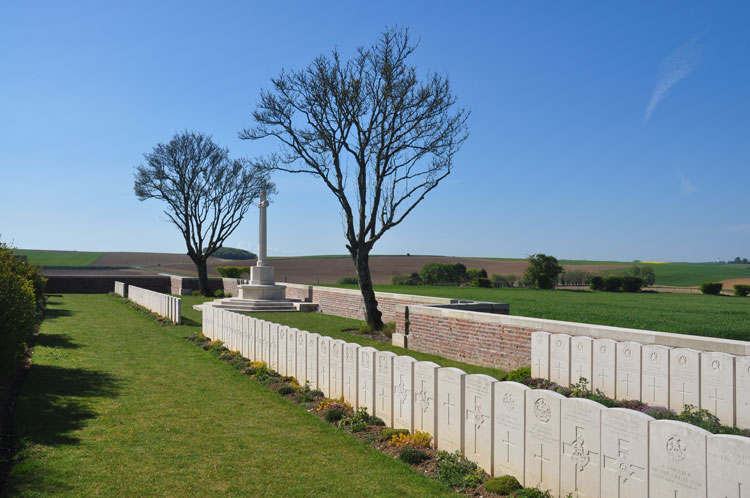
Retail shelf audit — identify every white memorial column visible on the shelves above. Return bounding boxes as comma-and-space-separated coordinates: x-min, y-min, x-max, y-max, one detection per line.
257, 190, 268, 267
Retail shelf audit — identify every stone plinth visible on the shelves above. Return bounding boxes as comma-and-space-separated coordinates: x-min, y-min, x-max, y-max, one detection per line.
239, 283, 285, 300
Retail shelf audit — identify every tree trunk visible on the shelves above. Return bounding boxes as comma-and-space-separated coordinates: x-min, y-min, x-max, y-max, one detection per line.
195, 259, 210, 296
352, 249, 383, 330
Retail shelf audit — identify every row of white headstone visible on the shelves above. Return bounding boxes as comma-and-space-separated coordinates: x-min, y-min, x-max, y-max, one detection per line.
202, 308, 750, 498
124, 284, 181, 325
531, 331, 750, 429
114, 281, 127, 297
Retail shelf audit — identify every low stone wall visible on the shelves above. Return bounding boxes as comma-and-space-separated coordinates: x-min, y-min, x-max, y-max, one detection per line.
168, 275, 224, 295
404, 304, 750, 372
202, 307, 750, 498
46, 275, 170, 294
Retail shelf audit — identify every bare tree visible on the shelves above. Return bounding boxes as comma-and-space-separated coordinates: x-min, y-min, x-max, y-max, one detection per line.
134, 131, 274, 295
241, 27, 469, 329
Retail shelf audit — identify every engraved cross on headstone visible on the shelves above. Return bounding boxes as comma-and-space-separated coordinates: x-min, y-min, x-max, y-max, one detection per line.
415, 380, 432, 429
647, 376, 662, 402
533, 443, 551, 484
443, 392, 456, 426
501, 430, 516, 463
563, 426, 599, 493
378, 386, 387, 411
465, 396, 489, 454
677, 382, 691, 407
395, 374, 409, 418
708, 387, 724, 416
621, 372, 635, 398
603, 437, 645, 498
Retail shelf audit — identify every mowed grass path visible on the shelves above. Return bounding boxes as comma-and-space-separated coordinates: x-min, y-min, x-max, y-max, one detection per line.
328, 285, 750, 341
8, 294, 455, 497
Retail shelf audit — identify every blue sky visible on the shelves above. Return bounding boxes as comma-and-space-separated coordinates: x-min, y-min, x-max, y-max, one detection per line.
1, 1, 748, 262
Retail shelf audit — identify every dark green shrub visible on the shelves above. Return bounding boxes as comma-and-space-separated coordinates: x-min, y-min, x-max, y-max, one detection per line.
358, 323, 373, 335
214, 289, 225, 298
621, 275, 643, 293
337, 276, 359, 285
0, 243, 37, 375
469, 277, 492, 288
338, 407, 375, 432
700, 282, 723, 295
391, 272, 421, 285
734, 284, 750, 297
484, 475, 522, 494
325, 408, 346, 422
558, 269, 592, 286
522, 254, 563, 289
602, 275, 623, 292
380, 428, 410, 441
369, 416, 385, 426
436, 450, 482, 488
631, 265, 656, 286
278, 385, 295, 395
215, 266, 249, 278
418, 262, 466, 285
588, 275, 604, 290
466, 268, 487, 280
382, 322, 396, 338
641, 406, 678, 420
398, 446, 429, 465
506, 366, 531, 383
490, 273, 516, 288
191, 290, 201, 296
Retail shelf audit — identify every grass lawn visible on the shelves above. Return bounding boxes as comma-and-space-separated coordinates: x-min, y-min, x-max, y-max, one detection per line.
325, 285, 750, 341
13, 250, 107, 267
638, 262, 750, 287
8, 294, 455, 497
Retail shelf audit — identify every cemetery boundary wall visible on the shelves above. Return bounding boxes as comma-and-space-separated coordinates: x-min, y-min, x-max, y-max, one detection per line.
46, 275, 170, 294
278, 283, 750, 372
125, 284, 182, 325
201, 307, 750, 498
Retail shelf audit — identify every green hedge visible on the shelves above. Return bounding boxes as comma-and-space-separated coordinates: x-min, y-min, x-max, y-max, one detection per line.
1, 242, 46, 375
700, 282, 723, 295
734, 284, 750, 297
216, 266, 249, 278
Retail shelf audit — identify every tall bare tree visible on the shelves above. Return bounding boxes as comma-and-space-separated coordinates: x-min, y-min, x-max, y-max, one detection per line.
241, 27, 469, 329
134, 131, 274, 295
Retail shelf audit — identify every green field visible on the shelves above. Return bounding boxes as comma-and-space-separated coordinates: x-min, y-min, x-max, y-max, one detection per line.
7, 294, 454, 497
329, 285, 750, 341
605, 262, 750, 287
14, 250, 106, 267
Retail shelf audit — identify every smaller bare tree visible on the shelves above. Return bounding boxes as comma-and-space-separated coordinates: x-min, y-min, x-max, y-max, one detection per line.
134, 131, 273, 295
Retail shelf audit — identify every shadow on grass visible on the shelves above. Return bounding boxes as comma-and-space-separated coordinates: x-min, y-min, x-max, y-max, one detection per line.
35, 333, 82, 350
13, 364, 121, 447
180, 316, 202, 327
44, 308, 74, 320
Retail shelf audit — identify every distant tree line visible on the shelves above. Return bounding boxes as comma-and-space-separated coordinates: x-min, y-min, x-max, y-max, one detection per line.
213, 247, 257, 260
731, 257, 749, 264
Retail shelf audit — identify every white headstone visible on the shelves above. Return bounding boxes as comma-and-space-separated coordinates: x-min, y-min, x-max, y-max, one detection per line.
550, 334, 572, 387
601, 407, 651, 498
277, 326, 288, 376
593, 338, 617, 398
570, 336, 593, 390
707, 434, 750, 498
358, 347, 377, 414
464, 374, 495, 473
262, 321, 271, 364
306, 333, 320, 390
525, 389, 566, 497
342, 342, 359, 406
641, 344, 670, 407
375, 351, 396, 426
268, 323, 279, 371
735, 355, 750, 429
413, 361, 439, 439
393, 356, 417, 433
561, 398, 604, 498
329, 340, 346, 399
531, 331, 551, 379
700, 351, 735, 426
286, 328, 297, 379
437, 367, 465, 454
669, 347, 701, 414
241, 316, 251, 359
616, 341, 642, 401
648, 419, 710, 498
254, 319, 264, 363
493, 381, 529, 484
295, 330, 308, 385
318, 336, 331, 397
